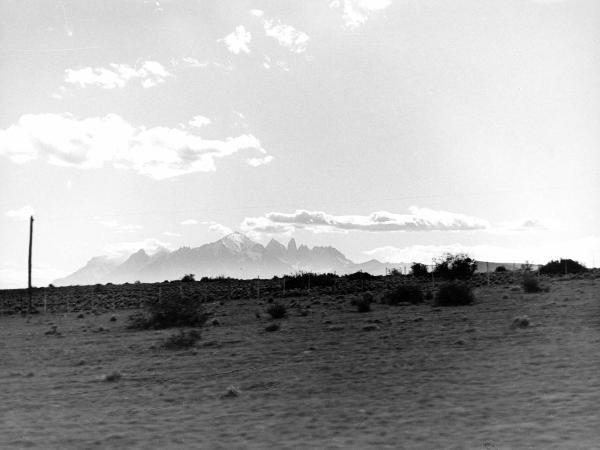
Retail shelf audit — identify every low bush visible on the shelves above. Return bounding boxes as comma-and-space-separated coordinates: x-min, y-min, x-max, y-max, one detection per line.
522, 273, 542, 293
539, 258, 587, 275
495, 266, 507, 272
356, 292, 373, 313
181, 274, 196, 282
162, 329, 202, 349
282, 272, 337, 289
434, 282, 475, 306
410, 263, 429, 277
266, 303, 287, 319
382, 284, 424, 305
128, 288, 207, 330
433, 253, 477, 280
345, 271, 376, 281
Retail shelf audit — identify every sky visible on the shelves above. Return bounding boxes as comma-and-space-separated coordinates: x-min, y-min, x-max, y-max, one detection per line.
1, 0, 599, 288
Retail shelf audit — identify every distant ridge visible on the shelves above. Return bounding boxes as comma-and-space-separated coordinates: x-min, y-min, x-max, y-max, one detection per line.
53, 232, 410, 286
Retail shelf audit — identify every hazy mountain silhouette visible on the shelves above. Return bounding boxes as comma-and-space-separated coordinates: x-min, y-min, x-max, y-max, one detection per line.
53, 232, 410, 286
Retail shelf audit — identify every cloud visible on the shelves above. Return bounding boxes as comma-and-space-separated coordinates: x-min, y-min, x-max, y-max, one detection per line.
250, 9, 264, 17
242, 206, 490, 234
202, 221, 233, 236
64, 61, 172, 89
263, 19, 309, 53
364, 236, 600, 267
188, 115, 211, 128
99, 219, 142, 233
220, 25, 252, 54
163, 231, 182, 237
180, 219, 198, 226
103, 237, 174, 258
5, 205, 35, 220
0, 113, 272, 179
246, 155, 274, 167
329, 0, 391, 29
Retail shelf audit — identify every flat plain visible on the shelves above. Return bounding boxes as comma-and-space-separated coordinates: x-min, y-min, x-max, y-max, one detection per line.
1, 274, 599, 449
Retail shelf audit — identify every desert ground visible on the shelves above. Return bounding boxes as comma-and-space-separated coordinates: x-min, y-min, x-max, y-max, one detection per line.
1, 273, 599, 449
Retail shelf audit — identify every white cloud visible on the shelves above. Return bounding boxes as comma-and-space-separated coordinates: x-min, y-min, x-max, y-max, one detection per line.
329, 0, 392, 29
163, 231, 182, 237
64, 61, 172, 89
103, 238, 173, 258
180, 219, 198, 226
202, 221, 233, 236
220, 25, 252, 54
179, 57, 209, 68
364, 236, 600, 267
250, 9, 264, 17
0, 113, 272, 179
246, 155, 274, 167
99, 219, 142, 233
242, 206, 490, 234
189, 115, 211, 128
263, 19, 309, 53
6, 205, 35, 221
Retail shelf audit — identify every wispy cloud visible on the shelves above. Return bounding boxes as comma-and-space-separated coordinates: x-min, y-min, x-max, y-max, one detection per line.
99, 219, 142, 233
64, 61, 172, 89
202, 221, 233, 236
0, 113, 273, 179
242, 206, 490, 234
103, 237, 173, 258
329, 0, 392, 29
5, 205, 35, 221
163, 231, 182, 237
180, 219, 199, 226
220, 25, 252, 54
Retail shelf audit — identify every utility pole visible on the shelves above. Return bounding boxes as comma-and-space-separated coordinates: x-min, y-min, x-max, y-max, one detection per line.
28, 215, 34, 313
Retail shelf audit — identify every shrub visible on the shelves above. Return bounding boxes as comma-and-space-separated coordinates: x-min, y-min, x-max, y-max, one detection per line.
539, 258, 587, 275
266, 303, 287, 319
435, 282, 475, 306
181, 274, 196, 282
410, 263, 429, 277
345, 271, 376, 281
522, 273, 542, 293
495, 266, 507, 273
128, 288, 207, 330
433, 253, 477, 280
283, 272, 337, 289
356, 292, 373, 313
382, 284, 424, 305
162, 329, 202, 350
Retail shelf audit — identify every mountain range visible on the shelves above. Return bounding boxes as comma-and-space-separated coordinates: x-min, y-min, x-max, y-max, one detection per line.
53, 232, 410, 286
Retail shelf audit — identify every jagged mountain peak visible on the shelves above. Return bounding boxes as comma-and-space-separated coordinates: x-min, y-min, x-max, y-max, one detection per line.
219, 232, 258, 252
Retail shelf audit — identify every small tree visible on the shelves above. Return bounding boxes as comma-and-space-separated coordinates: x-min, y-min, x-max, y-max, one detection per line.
495, 266, 507, 273
433, 253, 477, 280
539, 258, 587, 275
181, 274, 196, 282
410, 263, 429, 277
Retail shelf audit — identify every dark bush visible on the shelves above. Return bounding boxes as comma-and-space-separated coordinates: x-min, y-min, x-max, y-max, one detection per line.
345, 271, 376, 281
522, 273, 542, 293
410, 263, 429, 277
433, 253, 477, 280
435, 282, 475, 306
382, 284, 424, 305
356, 292, 373, 312
200, 275, 232, 282
128, 288, 207, 330
266, 303, 287, 319
181, 274, 196, 282
282, 272, 337, 289
162, 329, 202, 349
539, 258, 587, 275
495, 266, 507, 272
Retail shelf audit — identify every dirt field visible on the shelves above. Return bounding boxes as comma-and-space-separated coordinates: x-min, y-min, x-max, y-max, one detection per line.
1, 276, 599, 449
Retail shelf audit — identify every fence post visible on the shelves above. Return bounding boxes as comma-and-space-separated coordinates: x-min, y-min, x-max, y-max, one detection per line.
43, 291, 47, 314
257, 276, 260, 301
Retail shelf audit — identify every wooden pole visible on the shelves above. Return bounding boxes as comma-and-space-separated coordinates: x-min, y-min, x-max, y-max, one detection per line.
28, 215, 34, 313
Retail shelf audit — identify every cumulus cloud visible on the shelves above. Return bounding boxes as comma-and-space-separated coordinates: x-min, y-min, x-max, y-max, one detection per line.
220, 25, 252, 54
329, 0, 392, 29
188, 115, 211, 128
263, 19, 309, 53
246, 155, 274, 167
242, 206, 490, 234
5, 205, 35, 221
202, 221, 233, 236
364, 236, 600, 267
0, 113, 272, 179
180, 219, 199, 226
64, 61, 172, 89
